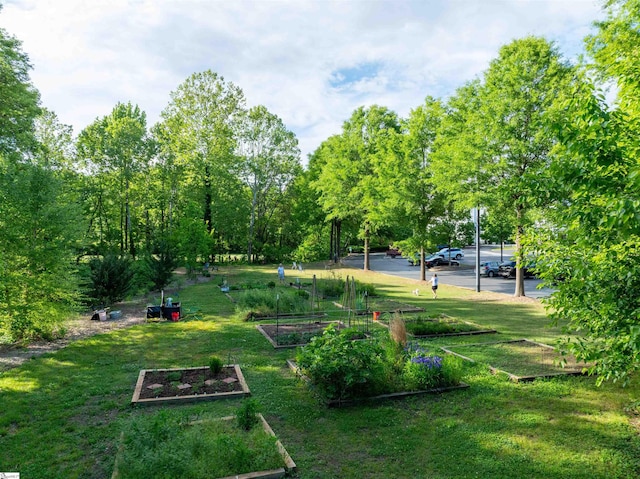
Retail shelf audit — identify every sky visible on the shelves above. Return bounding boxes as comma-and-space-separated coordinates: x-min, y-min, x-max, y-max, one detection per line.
0, 0, 604, 163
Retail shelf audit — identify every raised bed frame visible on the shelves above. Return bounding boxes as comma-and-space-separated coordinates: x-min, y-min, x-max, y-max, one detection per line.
441, 339, 590, 382
131, 364, 250, 406
287, 360, 468, 408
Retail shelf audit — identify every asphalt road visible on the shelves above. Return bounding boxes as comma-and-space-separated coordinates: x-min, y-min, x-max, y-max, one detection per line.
342, 245, 554, 299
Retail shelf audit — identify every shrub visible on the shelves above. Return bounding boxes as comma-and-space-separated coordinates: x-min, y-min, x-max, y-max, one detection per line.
209, 356, 224, 375
316, 277, 345, 298
236, 398, 261, 431
86, 254, 136, 306
142, 245, 177, 291
296, 324, 386, 401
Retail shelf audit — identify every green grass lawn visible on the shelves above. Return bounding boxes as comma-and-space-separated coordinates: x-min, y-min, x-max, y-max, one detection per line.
1, 263, 639, 478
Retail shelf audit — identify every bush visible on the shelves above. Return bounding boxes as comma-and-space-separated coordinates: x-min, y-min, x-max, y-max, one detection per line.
209, 356, 224, 375
86, 254, 136, 306
295, 325, 386, 401
236, 398, 261, 431
296, 326, 466, 402
142, 245, 177, 291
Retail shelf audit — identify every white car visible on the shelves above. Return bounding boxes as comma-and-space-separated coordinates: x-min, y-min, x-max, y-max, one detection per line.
435, 248, 465, 260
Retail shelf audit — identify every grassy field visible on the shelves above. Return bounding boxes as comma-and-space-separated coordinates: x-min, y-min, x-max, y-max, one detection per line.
1, 263, 639, 478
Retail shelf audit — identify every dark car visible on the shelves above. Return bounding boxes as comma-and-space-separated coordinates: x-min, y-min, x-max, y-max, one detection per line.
498, 261, 537, 279
478, 261, 500, 277
424, 255, 459, 268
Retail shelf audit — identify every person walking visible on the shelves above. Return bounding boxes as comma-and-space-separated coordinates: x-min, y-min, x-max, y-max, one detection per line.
277, 263, 285, 283
430, 273, 439, 299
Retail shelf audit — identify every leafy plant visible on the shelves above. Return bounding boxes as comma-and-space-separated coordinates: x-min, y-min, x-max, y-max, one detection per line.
166, 371, 182, 382
236, 398, 261, 431
209, 356, 224, 375
402, 351, 463, 390
118, 410, 282, 478
295, 324, 386, 401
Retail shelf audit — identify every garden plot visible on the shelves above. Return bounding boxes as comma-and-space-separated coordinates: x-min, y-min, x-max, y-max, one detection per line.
377, 313, 497, 338
334, 298, 424, 315
441, 339, 590, 382
257, 320, 369, 348
131, 365, 250, 406
289, 325, 469, 407
112, 412, 296, 479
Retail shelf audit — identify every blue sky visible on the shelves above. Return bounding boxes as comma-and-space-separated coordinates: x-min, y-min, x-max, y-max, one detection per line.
1, 0, 604, 162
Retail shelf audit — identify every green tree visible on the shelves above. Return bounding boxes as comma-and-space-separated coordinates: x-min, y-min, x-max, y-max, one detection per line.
156, 70, 247, 263
314, 106, 401, 270
0, 30, 83, 340
532, 0, 640, 383
77, 102, 152, 256
236, 105, 301, 262
433, 38, 574, 296
386, 97, 446, 281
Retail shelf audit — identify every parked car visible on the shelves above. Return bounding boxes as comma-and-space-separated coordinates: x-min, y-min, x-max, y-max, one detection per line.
408, 254, 421, 266
497, 261, 537, 279
478, 261, 500, 277
385, 248, 401, 258
408, 254, 457, 268
435, 247, 465, 260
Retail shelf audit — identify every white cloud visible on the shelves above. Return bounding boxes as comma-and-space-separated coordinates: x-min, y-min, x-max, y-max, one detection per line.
0, 0, 604, 163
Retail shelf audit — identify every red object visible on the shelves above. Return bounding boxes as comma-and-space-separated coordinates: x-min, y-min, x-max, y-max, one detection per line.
373, 311, 381, 321
171, 311, 180, 322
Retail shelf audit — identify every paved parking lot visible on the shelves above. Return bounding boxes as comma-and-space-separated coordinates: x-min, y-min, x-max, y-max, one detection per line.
342, 246, 554, 299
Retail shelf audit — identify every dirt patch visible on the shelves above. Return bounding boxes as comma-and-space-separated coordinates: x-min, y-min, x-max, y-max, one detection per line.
0, 274, 212, 372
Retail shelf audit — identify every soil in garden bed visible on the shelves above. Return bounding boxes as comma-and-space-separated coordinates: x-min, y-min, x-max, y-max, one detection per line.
259, 321, 359, 346
137, 366, 243, 400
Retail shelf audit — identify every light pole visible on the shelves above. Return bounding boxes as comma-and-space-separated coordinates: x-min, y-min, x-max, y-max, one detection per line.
475, 206, 481, 293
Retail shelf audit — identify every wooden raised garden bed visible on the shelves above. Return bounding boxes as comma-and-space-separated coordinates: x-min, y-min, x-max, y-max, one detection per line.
287, 360, 468, 407
377, 313, 497, 338
131, 364, 250, 406
112, 414, 296, 479
257, 321, 367, 349
334, 299, 424, 315
441, 339, 590, 382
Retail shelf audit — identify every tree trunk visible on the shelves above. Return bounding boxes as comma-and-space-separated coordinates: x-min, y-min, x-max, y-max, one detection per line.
420, 246, 426, 282
363, 221, 370, 271
514, 206, 525, 297
248, 186, 257, 264
203, 165, 212, 233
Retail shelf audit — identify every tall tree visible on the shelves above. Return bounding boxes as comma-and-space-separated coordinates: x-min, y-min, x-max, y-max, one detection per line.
236, 105, 301, 262
156, 70, 246, 266
533, 0, 640, 383
386, 97, 446, 281
0, 26, 82, 341
433, 38, 574, 296
77, 102, 152, 256
315, 106, 401, 270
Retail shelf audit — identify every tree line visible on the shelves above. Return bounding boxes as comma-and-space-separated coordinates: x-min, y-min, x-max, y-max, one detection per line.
1, 0, 638, 383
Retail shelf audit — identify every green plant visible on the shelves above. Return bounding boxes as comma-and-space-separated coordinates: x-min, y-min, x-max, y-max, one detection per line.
166, 371, 182, 382
236, 398, 261, 431
86, 254, 136, 306
209, 356, 224, 375
142, 244, 177, 291
296, 324, 386, 401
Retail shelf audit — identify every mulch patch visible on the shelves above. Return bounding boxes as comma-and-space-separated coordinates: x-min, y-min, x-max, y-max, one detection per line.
137, 366, 244, 400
